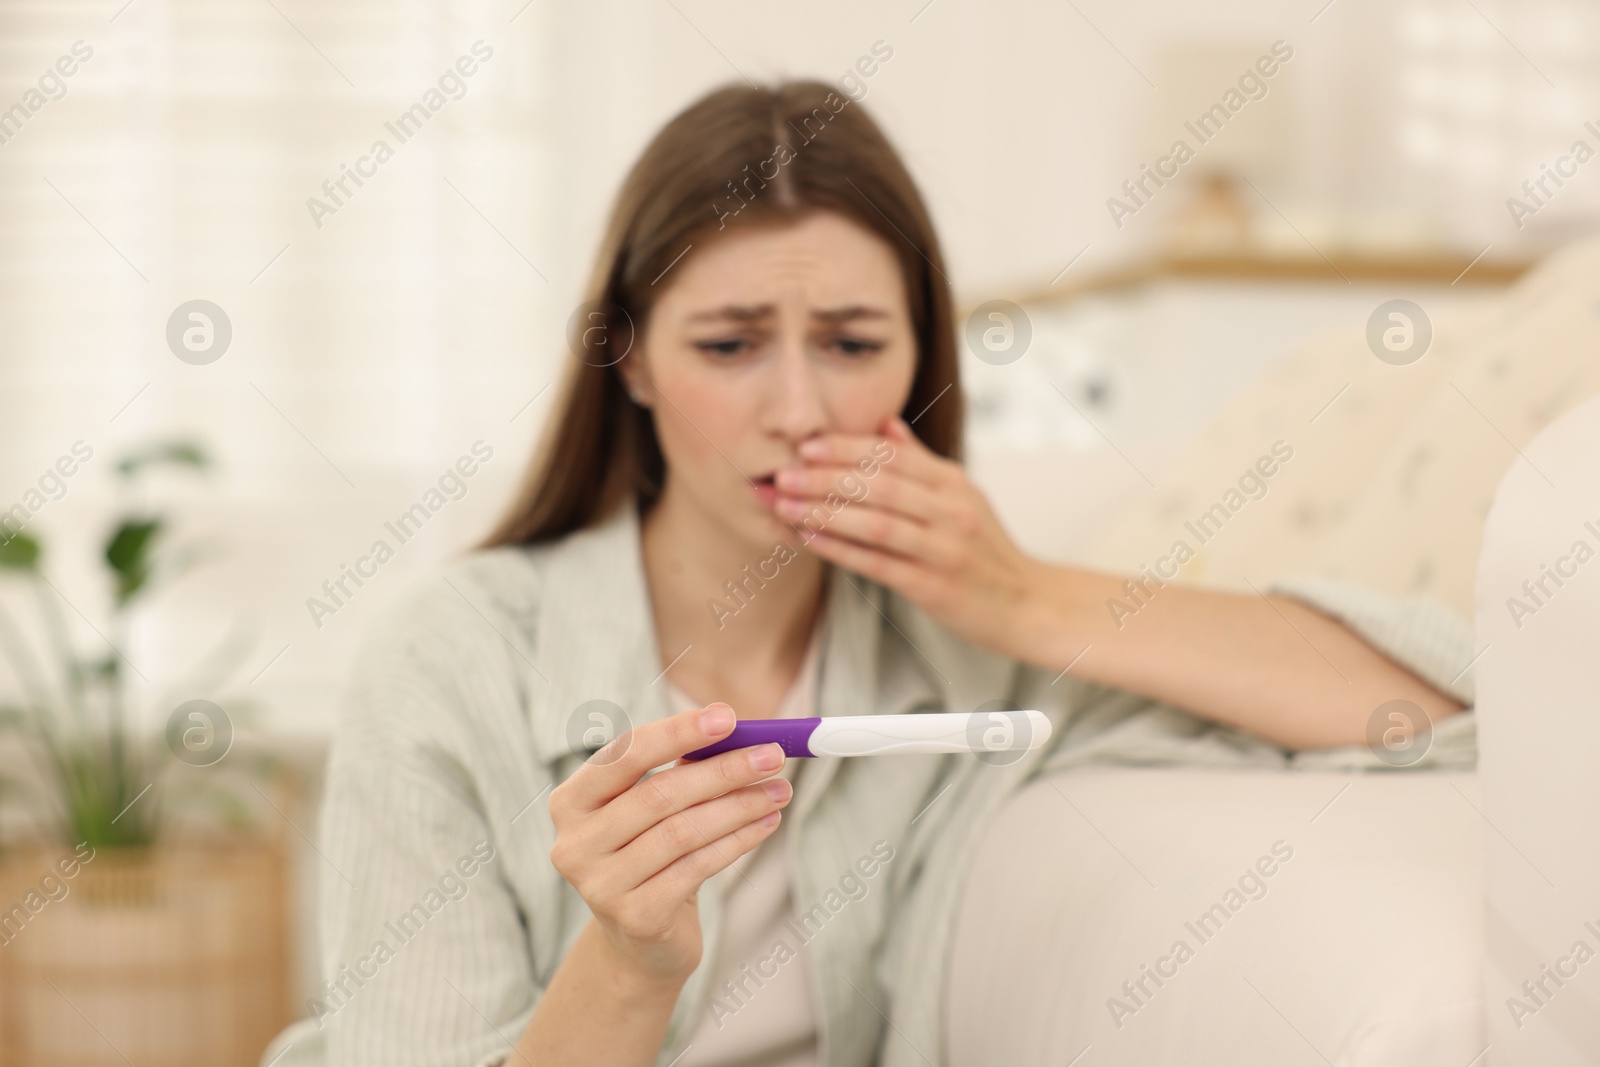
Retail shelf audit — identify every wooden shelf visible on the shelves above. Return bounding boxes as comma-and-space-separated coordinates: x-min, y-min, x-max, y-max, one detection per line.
991, 245, 1534, 312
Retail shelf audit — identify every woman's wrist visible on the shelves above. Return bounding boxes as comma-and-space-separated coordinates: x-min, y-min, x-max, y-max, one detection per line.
1010, 559, 1100, 674
516, 916, 691, 1067
585, 920, 696, 1006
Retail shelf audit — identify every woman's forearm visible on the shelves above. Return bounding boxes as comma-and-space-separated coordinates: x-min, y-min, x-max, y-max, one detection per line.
1017, 563, 1464, 750
513, 918, 688, 1067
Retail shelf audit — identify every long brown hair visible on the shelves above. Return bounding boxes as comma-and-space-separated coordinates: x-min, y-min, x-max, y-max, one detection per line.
480, 78, 962, 548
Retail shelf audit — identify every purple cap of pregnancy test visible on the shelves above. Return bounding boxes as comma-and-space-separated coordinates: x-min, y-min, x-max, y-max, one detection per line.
682, 717, 823, 761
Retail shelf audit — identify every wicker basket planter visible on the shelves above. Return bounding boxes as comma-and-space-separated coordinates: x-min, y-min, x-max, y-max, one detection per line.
0, 836, 291, 1067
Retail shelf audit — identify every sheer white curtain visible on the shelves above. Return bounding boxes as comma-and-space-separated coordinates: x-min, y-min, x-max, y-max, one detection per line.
0, 0, 560, 737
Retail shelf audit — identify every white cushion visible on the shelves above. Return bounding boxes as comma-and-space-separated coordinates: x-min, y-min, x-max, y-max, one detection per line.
947, 768, 1484, 1066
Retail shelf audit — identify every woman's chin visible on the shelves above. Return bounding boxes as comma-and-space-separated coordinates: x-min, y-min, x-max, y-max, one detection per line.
749, 501, 815, 550
757, 505, 800, 541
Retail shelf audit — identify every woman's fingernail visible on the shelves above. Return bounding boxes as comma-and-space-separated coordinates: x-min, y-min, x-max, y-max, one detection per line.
750, 743, 784, 771
763, 778, 791, 801
701, 705, 735, 734
799, 439, 827, 458
776, 468, 802, 489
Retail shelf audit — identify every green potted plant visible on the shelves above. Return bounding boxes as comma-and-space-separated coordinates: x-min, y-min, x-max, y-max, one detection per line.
0, 440, 292, 1067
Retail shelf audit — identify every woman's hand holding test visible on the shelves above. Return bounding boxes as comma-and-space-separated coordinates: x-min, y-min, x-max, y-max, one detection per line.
519, 706, 788, 1065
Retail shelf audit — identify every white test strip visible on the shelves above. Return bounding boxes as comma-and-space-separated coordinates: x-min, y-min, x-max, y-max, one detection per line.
808, 710, 1052, 757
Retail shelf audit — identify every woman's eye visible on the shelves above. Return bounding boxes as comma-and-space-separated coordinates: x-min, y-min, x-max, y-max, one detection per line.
834, 337, 883, 357
694, 336, 882, 358
696, 339, 747, 357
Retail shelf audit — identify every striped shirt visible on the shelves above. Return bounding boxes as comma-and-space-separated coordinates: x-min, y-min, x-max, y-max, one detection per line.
260, 498, 1476, 1067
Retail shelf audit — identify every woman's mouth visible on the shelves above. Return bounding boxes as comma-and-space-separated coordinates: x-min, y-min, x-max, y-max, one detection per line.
751, 473, 779, 509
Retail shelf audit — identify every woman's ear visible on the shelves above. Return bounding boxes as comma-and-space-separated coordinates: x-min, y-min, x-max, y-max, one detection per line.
616, 356, 653, 407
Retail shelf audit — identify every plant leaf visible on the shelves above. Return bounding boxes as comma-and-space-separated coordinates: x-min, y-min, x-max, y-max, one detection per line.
104, 518, 163, 606
0, 532, 40, 571
115, 442, 210, 480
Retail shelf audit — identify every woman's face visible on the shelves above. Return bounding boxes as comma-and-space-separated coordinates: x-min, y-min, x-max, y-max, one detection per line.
623, 210, 917, 548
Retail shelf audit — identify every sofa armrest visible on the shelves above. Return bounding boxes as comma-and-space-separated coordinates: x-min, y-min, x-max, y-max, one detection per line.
1477, 390, 1600, 1065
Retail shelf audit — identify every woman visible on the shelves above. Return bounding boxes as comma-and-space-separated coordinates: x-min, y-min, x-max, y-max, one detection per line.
267, 80, 1467, 1067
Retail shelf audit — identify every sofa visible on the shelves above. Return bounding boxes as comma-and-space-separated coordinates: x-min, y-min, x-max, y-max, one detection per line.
945, 236, 1600, 1065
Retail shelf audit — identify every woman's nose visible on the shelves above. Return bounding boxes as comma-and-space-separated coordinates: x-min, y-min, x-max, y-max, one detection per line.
765, 337, 829, 439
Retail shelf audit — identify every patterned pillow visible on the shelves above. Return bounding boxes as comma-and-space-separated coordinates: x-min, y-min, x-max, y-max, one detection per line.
1079, 237, 1600, 622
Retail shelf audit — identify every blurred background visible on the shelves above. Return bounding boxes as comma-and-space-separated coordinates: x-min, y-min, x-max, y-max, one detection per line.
1, 0, 1597, 1062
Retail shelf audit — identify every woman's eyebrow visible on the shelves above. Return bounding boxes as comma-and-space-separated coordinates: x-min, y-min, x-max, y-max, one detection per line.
684, 304, 891, 324
686, 304, 773, 323
812, 305, 890, 324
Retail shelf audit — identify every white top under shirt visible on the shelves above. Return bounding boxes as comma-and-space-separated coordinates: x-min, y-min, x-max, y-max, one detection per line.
667, 617, 825, 1067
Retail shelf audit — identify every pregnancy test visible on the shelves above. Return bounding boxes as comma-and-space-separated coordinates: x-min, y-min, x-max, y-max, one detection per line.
681, 710, 1051, 760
